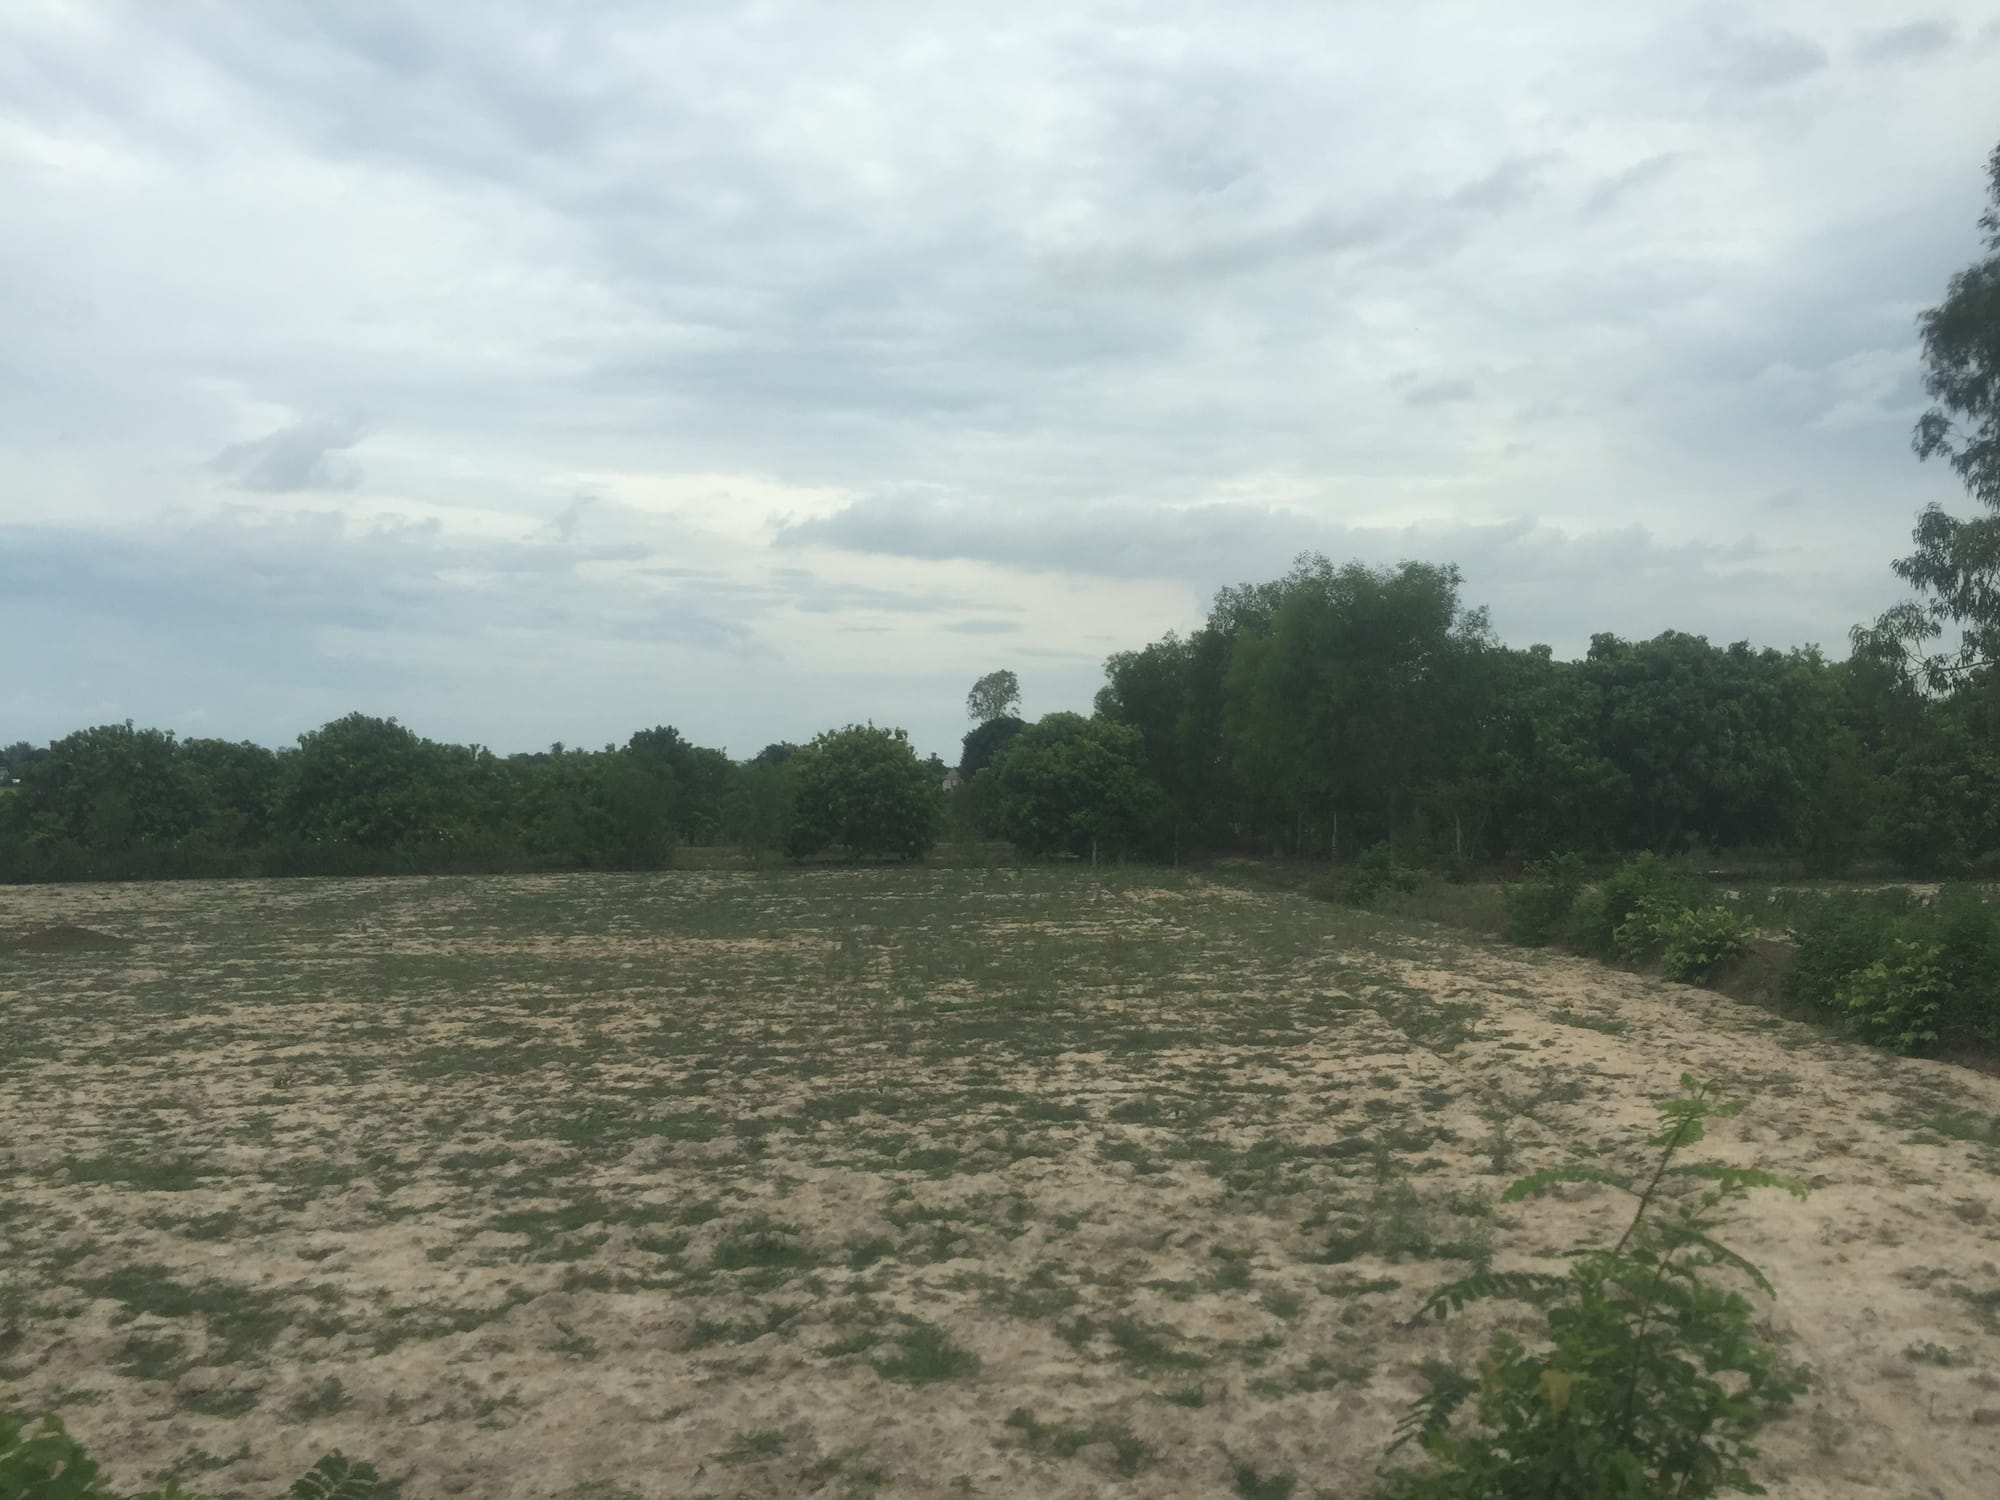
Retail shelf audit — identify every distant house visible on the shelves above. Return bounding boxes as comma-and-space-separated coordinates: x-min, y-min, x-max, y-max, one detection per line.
942, 768, 965, 792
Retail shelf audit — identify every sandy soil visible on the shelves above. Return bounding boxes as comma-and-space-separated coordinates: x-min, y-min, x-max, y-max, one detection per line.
3, 869, 1998, 1499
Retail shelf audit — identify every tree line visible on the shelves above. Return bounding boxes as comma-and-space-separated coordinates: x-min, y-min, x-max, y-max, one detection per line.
3, 565, 1993, 882
5, 138, 1998, 885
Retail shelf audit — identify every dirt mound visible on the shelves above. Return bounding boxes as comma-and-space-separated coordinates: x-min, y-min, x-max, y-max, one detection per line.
1, 923, 134, 955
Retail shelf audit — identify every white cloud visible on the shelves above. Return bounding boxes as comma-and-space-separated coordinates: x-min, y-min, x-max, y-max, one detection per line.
0, 0, 1993, 757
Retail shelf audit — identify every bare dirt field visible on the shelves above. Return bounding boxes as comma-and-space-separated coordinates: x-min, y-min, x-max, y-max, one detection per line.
5, 868, 2000, 1498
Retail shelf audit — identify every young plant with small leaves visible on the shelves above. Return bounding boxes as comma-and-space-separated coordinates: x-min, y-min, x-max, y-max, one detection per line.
0, 1413, 377, 1500
1380, 1078, 1807, 1500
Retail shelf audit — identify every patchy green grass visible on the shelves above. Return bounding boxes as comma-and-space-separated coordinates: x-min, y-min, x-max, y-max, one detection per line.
872, 1321, 981, 1383
1005, 1407, 1154, 1476
714, 1428, 788, 1465
3, 864, 1997, 1497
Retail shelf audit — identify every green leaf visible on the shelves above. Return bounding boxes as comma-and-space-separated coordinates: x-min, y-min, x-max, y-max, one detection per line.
1680, 1231, 1778, 1297
1500, 1164, 1633, 1201
1666, 1163, 1809, 1200
1419, 1270, 1570, 1318
286, 1454, 379, 1500
1389, 1363, 1479, 1451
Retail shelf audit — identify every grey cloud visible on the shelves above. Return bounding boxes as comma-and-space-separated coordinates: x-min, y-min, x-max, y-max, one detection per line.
0, 511, 766, 746
1048, 205, 1398, 286
1447, 153, 1560, 215
0, 3, 1981, 758
1048, 152, 1561, 290
1404, 377, 1477, 408
1702, 27, 1829, 93
1583, 153, 1680, 217
547, 495, 597, 542
1854, 21, 1957, 64
941, 618, 1023, 636
771, 567, 1004, 618
209, 417, 368, 493
775, 493, 1879, 658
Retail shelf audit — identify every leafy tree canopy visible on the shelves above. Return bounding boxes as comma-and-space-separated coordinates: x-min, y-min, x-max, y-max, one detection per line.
958, 714, 1025, 778
1869, 140, 2000, 686
784, 724, 940, 862
987, 711, 1168, 859
965, 669, 1022, 724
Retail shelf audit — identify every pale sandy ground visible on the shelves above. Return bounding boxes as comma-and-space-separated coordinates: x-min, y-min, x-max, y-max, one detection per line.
3, 871, 1998, 1499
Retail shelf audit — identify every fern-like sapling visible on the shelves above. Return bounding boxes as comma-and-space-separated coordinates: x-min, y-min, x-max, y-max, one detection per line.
1380, 1076, 1807, 1500
0, 1414, 378, 1500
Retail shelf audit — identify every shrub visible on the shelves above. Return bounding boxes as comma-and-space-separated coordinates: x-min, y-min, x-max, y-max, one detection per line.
1500, 854, 1585, 946
1926, 885, 2000, 1047
1656, 905, 1755, 983
1613, 893, 1752, 978
1837, 941, 1949, 1054
1380, 1078, 1806, 1500
1345, 843, 1429, 907
1782, 892, 1914, 1010
1787, 885, 2000, 1052
1571, 854, 1702, 958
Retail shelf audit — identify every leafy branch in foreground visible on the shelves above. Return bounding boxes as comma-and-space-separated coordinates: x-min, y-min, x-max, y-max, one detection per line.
1380, 1077, 1807, 1500
0, 1413, 378, 1500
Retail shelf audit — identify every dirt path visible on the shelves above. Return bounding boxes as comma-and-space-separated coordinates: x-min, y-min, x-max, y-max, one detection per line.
2, 871, 1997, 1498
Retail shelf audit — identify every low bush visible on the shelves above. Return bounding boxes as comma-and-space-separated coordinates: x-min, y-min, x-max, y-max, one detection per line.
1499, 854, 1585, 946
1781, 890, 1921, 1010
1836, 941, 1949, 1054
1656, 905, 1757, 983
1789, 885, 2000, 1053
1572, 854, 1701, 958
1610, 894, 1754, 983
1344, 843, 1429, 907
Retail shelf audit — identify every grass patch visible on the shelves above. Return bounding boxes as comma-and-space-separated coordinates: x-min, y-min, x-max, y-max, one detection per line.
1232, 1460, 1298, 1499
714, 1428, 786, 1465
872, 1321, 980, 1383
1005, 1407, 1154, 1477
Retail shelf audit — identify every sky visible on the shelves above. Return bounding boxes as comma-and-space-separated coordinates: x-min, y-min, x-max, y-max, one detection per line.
2, 2, 1996, 763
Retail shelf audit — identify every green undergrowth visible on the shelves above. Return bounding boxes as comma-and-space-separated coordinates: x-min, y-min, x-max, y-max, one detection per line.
1495, 854, 2000, 1061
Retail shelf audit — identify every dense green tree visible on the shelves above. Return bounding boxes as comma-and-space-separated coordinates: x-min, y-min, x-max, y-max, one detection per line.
958, 714, 1025, 778
1544, 634, 1832, 854
1, 741, 48, 775
626, 725, 737, 844
721, 756, 795, 853
784, 724, 940, 861
9, 722, 203, 854
1869, 140, 2000, 685
180, 738, 283, 849
987, 712, 1168, 859
1221, 555, 1492, 856
1095, 631, 1241, 846
278, 714, 456, 850
1860, 682, 2000, 873
965, 669, 1022, 723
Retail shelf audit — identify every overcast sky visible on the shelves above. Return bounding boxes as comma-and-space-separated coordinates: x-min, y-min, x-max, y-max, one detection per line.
3, 2, 1995, 761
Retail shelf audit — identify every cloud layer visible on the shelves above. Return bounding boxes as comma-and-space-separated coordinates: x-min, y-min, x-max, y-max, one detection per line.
2, 1, 1993, 759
